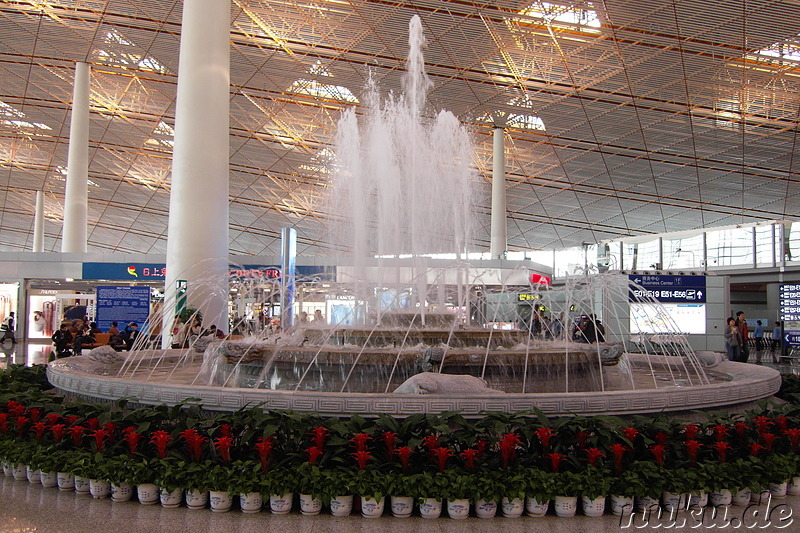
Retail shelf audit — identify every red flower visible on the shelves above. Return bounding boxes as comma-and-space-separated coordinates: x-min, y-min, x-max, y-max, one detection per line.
576, 430, 590, 449
712, 425, 729, 441
684, 439, 703, 465
64, 415, 80, 427
123, 431, 142, 456
150, 430, 172, 459
213, 436, 233, 463
735, 421, 748, 440
749, 443, 764, 457
6, 402, 25, 417
609, 443, 628, 474
421, 435, 439, 455
31, 422, 48, 441
349, 432, 372, 452
546, 452, 565, 473
534, 427, 554, 448
67, 425, 85, 447
396, 446, 413, 469
306, 445, 323, 465
381, 431, 398, 457
785, 428, 800, 452
761, 432, 777, 452
85, 418, 100, 431
352, 450, 372, 471
654, 431, 670, 445
309, 426, 329, 449
622, 427, 639, 443
93, 428, 111, 452
45, 413, 61, 426
180, 429, 208, 462
254, 437, 274, 472
27, 408, 42, 423
217, 424, 232, 439
712, 441, 731, 463
103, 422, 117, 436
586, 447, 605, 467
122, 426, 137, 434
0, 413, 8, 434
432, 447, 453, 472
776, 416, 789, 432
683, 424, 700, 441
51, 423, 66, 444
498, 433, 521, 468
649, 444, 666, 467
475, 439, 489, 459
15, 416, 29, 436
752, 416, 772, 434
460, 449, 479, 470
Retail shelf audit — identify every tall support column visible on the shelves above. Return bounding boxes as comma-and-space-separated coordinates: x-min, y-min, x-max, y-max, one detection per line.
280, 227, 297, 331
489, 127, 507, 259
61, 62, 90, 253
164, 0, 230, 344
33, 190, 45, 252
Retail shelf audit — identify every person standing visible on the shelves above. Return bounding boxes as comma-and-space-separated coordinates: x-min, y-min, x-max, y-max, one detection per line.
736, 311, 749, 363
724, 317, 741, 362
754, 320, 764, 352
1, 312, 15, 344
772, 321, 782, 353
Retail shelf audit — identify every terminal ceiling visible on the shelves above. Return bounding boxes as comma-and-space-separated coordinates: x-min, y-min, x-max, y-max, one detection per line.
1, 0, 800, 256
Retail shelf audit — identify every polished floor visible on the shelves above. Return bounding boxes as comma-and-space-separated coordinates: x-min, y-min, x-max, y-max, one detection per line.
1, 475, 800, 533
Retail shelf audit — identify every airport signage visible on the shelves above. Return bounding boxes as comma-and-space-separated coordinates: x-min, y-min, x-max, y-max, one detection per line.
628, 275, 706, 303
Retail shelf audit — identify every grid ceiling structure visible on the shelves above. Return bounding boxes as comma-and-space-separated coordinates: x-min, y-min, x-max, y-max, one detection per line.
1, 0, 800, 257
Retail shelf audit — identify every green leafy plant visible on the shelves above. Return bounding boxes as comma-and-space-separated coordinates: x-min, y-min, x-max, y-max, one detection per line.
576, 466, 613, 499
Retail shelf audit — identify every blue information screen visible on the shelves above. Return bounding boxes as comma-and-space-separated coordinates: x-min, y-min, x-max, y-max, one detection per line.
628, 275, 706, 303
95, 286, 151, 333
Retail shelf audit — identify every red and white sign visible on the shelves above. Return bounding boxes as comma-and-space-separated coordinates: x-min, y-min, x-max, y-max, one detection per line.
530, 274, 552, 286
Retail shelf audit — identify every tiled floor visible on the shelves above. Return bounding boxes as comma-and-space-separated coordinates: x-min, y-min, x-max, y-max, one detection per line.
1, 476, 800, 533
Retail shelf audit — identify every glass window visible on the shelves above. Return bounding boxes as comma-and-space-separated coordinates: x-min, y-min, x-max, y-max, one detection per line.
621, 239, 661, 271
755, 225, 777, 266
663, 235, 704, 270
787, 222, 800, 263
554, 247, 586, 277
706, 227, 753, 267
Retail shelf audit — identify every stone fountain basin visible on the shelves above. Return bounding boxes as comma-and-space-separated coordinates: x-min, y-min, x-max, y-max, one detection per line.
46, 351, 780, 418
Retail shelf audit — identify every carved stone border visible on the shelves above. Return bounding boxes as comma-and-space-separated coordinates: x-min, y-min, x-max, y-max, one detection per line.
46, 355, 780, 417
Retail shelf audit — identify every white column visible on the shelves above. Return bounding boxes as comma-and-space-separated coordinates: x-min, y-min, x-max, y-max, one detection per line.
164, 0, 230, 344
489, 127, 507, 258
61, 62, 90, 253
33, 190, 45, 252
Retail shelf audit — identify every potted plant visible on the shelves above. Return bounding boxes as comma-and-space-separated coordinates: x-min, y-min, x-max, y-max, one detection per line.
227, 459, 263, 513
471, 469, 502, 519
351, 468, 390, 518
525, 468, 555, 517
609, 468, 646, 516
324, 467, 355, 517
261, 466, 298, 515
442, 469, 472, 519
552, 470, 582, 517
577, 466, 612, 517
408, 471, 448, 519
762, 453, 797, 499
627, 460, 665, 512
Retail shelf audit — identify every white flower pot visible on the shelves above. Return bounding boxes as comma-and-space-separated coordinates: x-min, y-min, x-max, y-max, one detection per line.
750, 489, 770, 504
185, 489, 208, 510
361, 496, 384, 518
688, 491, 708, 509
25, 466, 41, 484
390, 495, 413, 518
581, 495, 606, 517
525, 496, 549, 517
475, 498, 498, 519
239, 491, 262, 513
709, 489, 732, 507
788, 476, 800, 496
74, 475, 90, 494
269, 493, 293, 515
330, 494, 354, 517
610, 495, 634, 516
299, 493, 322, 516
209, 490, 233, 512
447, 498, 470, 519
2, 463, 12, 476
635, 495, 659, 512
501, 497, 524, 518
12, 464, 27, 480
56, 472, 74, 491
662, 491, 686, 512
160, 487, 183, 508
554, 495, 578, 517
732, 488, 752, 506
419, 498, 442, 519
111, 482, 134, 502
40, 471, 57, 488
770, 481, 788, 499
137, 483, 159, 505
89, 479, 110, 499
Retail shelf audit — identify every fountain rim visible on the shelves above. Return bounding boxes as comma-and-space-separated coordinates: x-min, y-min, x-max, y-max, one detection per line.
46, 353, 780, 418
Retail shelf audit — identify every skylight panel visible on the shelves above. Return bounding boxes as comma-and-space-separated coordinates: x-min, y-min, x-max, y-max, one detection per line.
287, 79, 359, 103
0, 101, 51, 130
517, 1, 601, 31
93, 30, 168, 74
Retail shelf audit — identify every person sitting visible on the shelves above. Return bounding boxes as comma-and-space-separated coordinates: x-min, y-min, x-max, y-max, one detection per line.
108, 321, 120, 336
124, 322, 140, 350
89, 322, 102, 335
51, 324, 72, 357
72, 328, 96, 355
0, 312, 15, 344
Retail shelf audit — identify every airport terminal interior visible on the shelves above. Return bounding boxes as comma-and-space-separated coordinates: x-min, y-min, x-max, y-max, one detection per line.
4, 0, 800, 530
